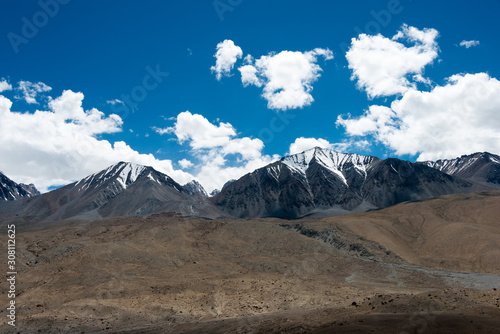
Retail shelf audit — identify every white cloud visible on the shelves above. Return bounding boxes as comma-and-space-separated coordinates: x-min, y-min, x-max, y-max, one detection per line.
195, 155, 278, 193
0, 90, 194, 192
238, 48, 333, 110
337, 73, 500, 161
413, 74, 433, 86
0, 79, 12, 92
287, 137, 370, 156
152, 126, 171, 135
210, 39, 243, 81
106, 99, 124, 105
159, 111, 279, 192
288, 137, 335, 155
178, 159, 194, 169
16, 80, 52, 104
346, 24, 439, 98
240, 64, 263, 87
161, 111, 237, 149
337, 105, 397, 136
460, 40, 480, 48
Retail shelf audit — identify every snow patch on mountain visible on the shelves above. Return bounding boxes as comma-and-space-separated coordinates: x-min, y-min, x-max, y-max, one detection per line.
422, 152, 500, 176
489, 155, 500, 164
117, 162, 146, 189
281, 147, 378, 185
424, 157, 479, 175
76, 162, 147, 191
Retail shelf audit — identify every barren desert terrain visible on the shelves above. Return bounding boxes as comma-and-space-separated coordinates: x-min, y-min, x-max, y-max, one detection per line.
1, 192, 500, 333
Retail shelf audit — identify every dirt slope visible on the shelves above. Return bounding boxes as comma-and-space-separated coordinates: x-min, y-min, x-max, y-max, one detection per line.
0, 192, 499, 333
320, 191, 500, 274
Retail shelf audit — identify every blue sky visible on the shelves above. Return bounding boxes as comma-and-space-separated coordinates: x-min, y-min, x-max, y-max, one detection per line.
1, 0, 499, 192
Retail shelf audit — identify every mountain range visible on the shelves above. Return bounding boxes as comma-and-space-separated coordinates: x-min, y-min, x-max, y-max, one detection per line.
0, 172, 39, 201
213, 148, 496, 218
419, 152, 500, 186
0, 161, 221, 221
1, 149, 499, 221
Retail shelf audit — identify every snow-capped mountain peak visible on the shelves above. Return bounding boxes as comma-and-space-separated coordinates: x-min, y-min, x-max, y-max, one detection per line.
0, 162, 223, 221
214, 148, 477, 219
422, 155, 478, 175
420, 152, 500, 186
183, 180, 208, 197
76, 161, 148, 191
421, 152, 499, 174
114, 162, 147, 189
281, 147, 379, 179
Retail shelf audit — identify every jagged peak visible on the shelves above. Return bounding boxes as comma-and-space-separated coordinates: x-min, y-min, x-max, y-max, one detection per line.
183, 180, 208, 197
425, 152, 498, 164
75, 161, 150, 191
0, 172, 40, 201
281, 147, 379, 176
464, 152, 500, 163
420, 151, 500, 177
112, 161, 147, 170
425, 152, 498, 166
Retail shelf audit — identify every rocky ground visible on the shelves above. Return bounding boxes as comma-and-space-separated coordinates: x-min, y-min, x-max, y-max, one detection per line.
1, 192, 499, 333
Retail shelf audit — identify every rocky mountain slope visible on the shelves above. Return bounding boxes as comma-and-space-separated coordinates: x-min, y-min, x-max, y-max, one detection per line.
2, 151, 499, 221
0, 172, 39, 201
183, 180, 209, 197
320, 190, 500, 274
421, 152, 500, 186
212, 147, 476, 218
0, 162, 220, 221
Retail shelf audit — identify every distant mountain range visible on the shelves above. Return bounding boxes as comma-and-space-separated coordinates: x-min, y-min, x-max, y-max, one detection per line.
419, 152, 500, 186
1, 150, 499, 221
0, 172, 39, 201
0, 162, 221, 221
213, 148, 496, 218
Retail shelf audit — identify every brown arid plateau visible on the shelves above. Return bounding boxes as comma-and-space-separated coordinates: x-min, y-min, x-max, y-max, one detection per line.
1, 192, 500, 333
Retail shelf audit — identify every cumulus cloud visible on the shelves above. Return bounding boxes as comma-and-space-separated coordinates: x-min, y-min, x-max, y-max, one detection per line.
210, 40, 333, 110
178, 159, 194, 169
460, 40, 480, 48
346, 24, 439, 98
238, 48, 333, 110
157, 111, 279, 192
195, 156, 278, 194
239, 64, 262, 87
0, 79, 12, 92
337, 73, 500, 161
287, 137, 370, 156
16, 80, 52, 104
210, 39, 243, 80
160, 111, 237, 149
0, 90, 194, 192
